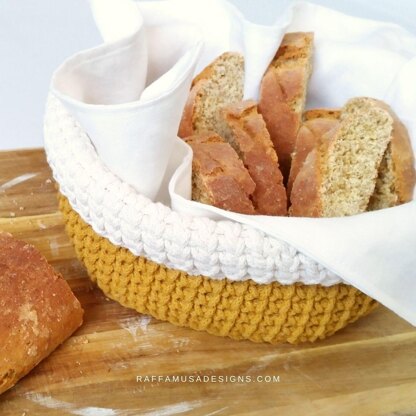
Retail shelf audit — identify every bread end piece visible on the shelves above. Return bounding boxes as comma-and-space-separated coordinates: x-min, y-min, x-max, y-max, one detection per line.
367, 101, 416, 210
0, 233, 84, 394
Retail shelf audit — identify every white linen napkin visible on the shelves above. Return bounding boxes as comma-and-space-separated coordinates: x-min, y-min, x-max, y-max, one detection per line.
51, 0, 292, 199
50, 0, 416, 325
51, 0, 203, 200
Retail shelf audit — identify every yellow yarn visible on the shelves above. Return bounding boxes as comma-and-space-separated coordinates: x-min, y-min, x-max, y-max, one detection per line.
59, 195, 377, 344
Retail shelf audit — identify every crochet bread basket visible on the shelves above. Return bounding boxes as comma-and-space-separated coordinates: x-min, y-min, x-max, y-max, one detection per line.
44, 95, 378, 344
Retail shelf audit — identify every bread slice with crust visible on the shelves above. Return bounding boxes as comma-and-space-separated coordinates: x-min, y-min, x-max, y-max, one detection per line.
288, 109, 340, 197
218, 100, 287, 216
178, 52, 244, 138
363, 100, 415, 210
258, 32, 314, 181
183, 132, 256, 214
290, 98, 394, 217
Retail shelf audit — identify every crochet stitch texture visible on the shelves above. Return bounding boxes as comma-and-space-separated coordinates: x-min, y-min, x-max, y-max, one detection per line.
60, 195, 378, 344
44, 95, 343, 287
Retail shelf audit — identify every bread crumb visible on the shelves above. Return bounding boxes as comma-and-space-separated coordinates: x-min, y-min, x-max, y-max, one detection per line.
77, 336, 89, 345
27, 346, 38, 356
19, 304, 39, 336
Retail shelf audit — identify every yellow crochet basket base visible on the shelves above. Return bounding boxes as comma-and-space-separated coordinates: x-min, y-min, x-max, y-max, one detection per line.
59, 195, 378, 344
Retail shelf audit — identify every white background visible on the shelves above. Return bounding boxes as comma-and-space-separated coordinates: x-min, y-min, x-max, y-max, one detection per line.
0, 0, 415, 150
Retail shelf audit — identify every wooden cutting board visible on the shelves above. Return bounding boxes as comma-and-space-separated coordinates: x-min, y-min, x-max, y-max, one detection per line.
0, 148, 415, 416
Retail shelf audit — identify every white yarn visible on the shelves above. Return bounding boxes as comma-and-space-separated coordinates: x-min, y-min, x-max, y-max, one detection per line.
44, 94, 343, 286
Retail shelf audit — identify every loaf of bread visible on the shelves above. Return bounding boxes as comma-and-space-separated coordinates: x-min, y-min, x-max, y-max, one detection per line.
289, 98, 394, 217
183, 132, 256, 214
258, 32, 314, 180
178, 52, 244, 138
219, 100, 287, 215
288, 109, 340, 196
0, 233, 84, 394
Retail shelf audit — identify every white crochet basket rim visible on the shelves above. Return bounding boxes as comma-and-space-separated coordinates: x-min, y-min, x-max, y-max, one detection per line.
44, 94, 343, 286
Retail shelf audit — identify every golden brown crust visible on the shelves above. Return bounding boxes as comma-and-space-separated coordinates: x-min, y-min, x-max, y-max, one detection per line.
304, 109, 341, 121
258, 32, 314, 180
391, 120, 416, 203
288, 109, 340, 196
178, 80, 205, 138
191, 53, 224, 86
372, 100, 415, 204
184, 132, 256, 214
289, 141, 325, 217
0, 233, 83, 394
276, 32, 315, 60
258, 68, 301, 179
222, 100, 287, 216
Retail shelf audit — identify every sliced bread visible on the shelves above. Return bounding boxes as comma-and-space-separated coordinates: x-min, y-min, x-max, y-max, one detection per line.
289, 98, 394, 217
218, 100, 287, 215
365, 101, 415, 210
258, 32, 314, 180
183, 132, 256, 214
178, 52, 244, 138
288, 109, 340, 197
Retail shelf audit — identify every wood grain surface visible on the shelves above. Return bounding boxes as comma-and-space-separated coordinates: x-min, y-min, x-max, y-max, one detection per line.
0, 149, 415, 416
